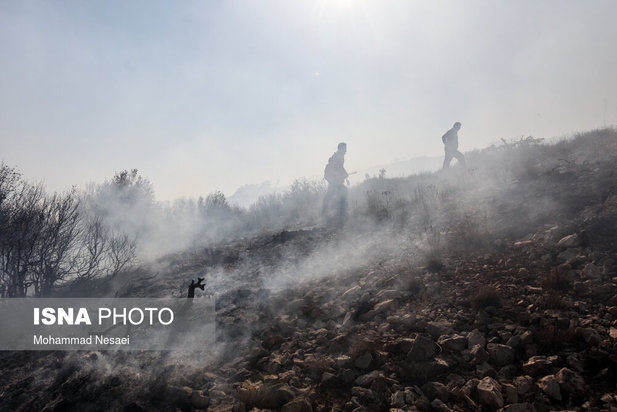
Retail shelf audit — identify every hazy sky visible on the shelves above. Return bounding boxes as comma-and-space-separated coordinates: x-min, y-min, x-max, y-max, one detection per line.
2, 0, 616, 200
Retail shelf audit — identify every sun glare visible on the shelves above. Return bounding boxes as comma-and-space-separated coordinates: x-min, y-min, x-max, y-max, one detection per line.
313, 0, 357, 16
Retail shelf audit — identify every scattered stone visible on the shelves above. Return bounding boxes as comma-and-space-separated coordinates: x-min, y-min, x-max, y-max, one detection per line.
281, 397, 313, 412
558, 248, 582, 263
537, 375, 562, 401
446, 373, 465, 388
470, 344, 489, 365
354, 352, 373, 370
407, 336, 437, 361
477, 376, 504, 409
166, 386, 192, 409
334, 355, 352, 369
430, 398, 451, 412
437, 334, 467, 352
575, 327, 602, 346
191, 390, 210, 410
500, 403, 535, 412
236, 383, 295, 409
513, 376, 534, 395
385, 338, 415, 355
566, 353, 586, 374
519, 330, 533, 344
476, 361, 497, 378
422, 381, 451, 402
351, 386, 378, 404
426, 321, 454, 339
558, 234, 581, 248
582, 262, 602, 278
321, 372, 336, 384
487, 343, 515, 367
506, 335, 522, 348
467, 329, 486, 348
404, 358, 451, 383
556, 367, 585, 397
460, 378, 479, 398
389, 391, 406, 408
338, 369, 358, 384
522, 356, 559, 376
502, 383, 519, 404
354, 370, 382, 387
122, 403, 147, 412
373, 299, 396, 314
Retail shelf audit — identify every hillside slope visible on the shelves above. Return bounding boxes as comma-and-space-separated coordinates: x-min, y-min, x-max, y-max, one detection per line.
2, 129, 617, 412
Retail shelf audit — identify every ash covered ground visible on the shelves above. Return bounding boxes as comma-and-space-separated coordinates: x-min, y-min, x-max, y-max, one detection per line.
2, 129, 617, 411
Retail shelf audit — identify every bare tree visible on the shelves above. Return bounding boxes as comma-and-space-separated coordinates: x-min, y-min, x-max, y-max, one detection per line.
0, 181, 46, 297
0, 165, 138, 297
30, 190, 81, 296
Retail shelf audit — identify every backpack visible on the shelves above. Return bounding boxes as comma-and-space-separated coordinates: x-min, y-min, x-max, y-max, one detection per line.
324, 155, 335, 183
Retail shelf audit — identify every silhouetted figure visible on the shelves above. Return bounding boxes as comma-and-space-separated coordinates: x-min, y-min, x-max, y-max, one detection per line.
442, 122, 466, 169
322, 142, 349, 225
187, 277, 205, 298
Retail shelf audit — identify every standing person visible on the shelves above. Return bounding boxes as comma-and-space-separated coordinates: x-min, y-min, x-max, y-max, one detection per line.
322, 142, 349, 225
442, 122, 466, 169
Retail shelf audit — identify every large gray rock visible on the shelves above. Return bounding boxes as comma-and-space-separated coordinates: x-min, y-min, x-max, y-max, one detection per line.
477, 376, 504, 409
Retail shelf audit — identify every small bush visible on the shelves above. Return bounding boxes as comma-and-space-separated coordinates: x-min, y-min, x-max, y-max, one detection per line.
469, 285, 502, 310
540, 292, 569, 310
541, 267, 572, 292
534, 324, 578, 353
425, 255, 445, 274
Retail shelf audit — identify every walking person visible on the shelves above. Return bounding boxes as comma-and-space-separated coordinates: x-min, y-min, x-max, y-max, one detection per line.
322, 142, 349, 226
442, 122, 466, 169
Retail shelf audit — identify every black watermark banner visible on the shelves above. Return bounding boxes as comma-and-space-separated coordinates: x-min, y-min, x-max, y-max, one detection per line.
0, 298, 214, 350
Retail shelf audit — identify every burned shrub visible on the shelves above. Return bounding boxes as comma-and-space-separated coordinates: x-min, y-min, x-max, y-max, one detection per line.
534, 324, 579, 354
541, 267, 573, 292
469, 285, 502, 310
540, 291, 569, 310
425, 254, 445, 274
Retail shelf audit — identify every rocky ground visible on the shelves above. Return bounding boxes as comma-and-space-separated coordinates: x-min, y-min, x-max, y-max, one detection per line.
1, 129, 617, 411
